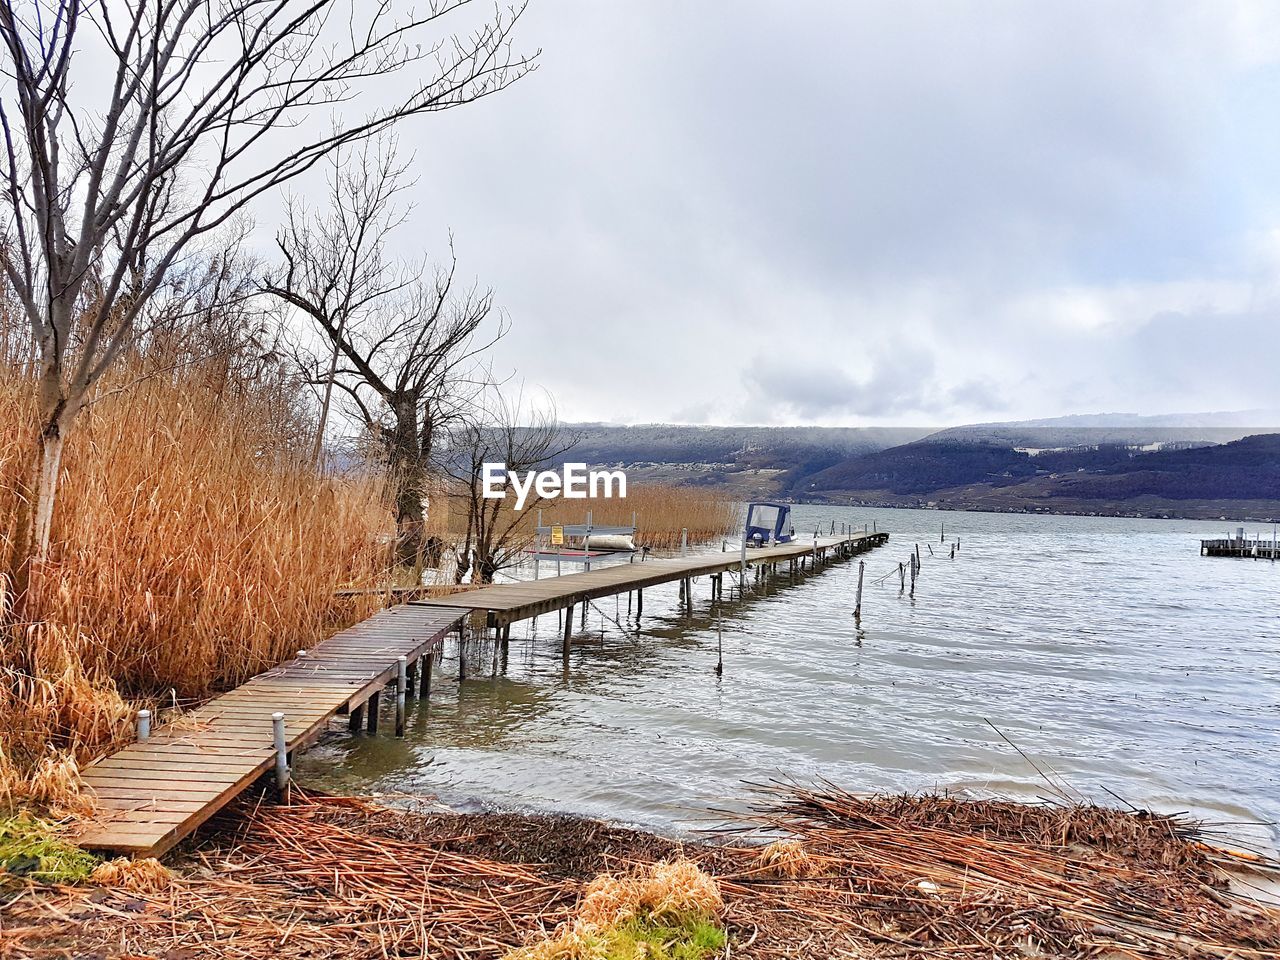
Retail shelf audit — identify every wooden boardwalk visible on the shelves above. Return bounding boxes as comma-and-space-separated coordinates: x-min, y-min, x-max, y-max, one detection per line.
75, 531, 887, 857
419, 533, 887, 628
75, 604, 462, 857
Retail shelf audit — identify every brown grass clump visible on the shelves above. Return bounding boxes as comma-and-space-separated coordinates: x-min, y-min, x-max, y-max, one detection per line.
751, 839, 815, 878
577, 858, 723, 929
510, 859, 725, 959
89, 857, 173, 893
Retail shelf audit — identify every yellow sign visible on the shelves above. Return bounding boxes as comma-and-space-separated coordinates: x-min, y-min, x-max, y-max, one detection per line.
550, 525, 564, 546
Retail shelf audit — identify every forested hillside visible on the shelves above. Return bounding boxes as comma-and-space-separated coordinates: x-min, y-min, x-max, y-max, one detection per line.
798, 433, 1280, 517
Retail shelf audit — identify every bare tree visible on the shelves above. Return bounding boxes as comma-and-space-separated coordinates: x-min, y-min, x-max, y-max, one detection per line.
264, 142, 502, 570
448, 390, 576, 584
0, 0, 534, 568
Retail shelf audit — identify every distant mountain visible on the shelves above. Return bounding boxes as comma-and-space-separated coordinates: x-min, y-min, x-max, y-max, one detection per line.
795, 440, 1036, 496
797, 433, 1280, 520
563, 423, 931, 484
926, 410, 1280, 448
557, 415, 1280, 518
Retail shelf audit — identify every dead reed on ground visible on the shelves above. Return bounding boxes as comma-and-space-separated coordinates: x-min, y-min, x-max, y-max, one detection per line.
717, 782, 1280, 959
5, 787, 1277, 959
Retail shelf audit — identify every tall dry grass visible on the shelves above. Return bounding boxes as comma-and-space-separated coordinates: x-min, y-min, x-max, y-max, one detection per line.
534, 484, 741, 551
0, 352, 391, 805
443, 481, 740, 566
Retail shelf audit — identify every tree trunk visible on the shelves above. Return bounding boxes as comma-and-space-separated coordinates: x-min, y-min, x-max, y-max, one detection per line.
389, 395, 425, 571
31, 432, 66, 560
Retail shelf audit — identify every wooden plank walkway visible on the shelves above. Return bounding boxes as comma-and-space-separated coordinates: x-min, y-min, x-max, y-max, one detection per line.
417, 532, 888, 627
74, 531, 888, 858
75, 604, 463, 857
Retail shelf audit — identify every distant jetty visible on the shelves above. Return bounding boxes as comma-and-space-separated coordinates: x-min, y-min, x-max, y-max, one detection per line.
1201, 529, 1279, 558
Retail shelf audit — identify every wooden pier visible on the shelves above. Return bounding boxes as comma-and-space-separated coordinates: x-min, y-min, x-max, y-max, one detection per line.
1201, 537, 1279, 559
75, 604, 462, 857
420, 532, 886, 630
74, 530, 886, 857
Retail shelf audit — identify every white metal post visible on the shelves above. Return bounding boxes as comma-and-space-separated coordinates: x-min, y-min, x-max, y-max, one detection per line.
272, 712, 288, 790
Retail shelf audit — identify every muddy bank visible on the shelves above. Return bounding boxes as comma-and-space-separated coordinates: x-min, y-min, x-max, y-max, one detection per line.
4, 786, 1280, 959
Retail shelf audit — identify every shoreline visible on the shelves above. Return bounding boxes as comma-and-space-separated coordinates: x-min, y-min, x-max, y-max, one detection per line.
789, 495, 1280, 524
7, 785, 1280, 959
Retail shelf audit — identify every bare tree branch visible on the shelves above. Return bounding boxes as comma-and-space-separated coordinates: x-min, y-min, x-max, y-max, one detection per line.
0, 0, 536, 560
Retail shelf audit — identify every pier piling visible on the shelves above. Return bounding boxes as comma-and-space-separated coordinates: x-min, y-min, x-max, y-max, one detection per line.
272, 712, 288, 792
395, 656, 407, 738
563, 604, 574, 663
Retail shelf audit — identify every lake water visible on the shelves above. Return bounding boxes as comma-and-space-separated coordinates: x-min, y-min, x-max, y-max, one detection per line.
296, 506, 1280, 849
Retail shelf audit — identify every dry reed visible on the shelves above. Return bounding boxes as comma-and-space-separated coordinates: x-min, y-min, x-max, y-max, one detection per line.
481, 484, 741, 553
750, 838, 816, 878
7, 789, 1278, 960
0, 356, 391, 803
89, 856, 173, 892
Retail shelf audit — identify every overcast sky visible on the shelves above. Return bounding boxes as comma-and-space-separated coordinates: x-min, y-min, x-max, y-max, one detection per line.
280, 0, 1280, 427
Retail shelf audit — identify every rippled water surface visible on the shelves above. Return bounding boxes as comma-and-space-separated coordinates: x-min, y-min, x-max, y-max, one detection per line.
297, 507, 1280, 844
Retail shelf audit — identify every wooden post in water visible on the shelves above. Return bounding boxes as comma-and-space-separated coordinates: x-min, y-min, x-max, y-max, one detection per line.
534, 508, 542, 580
854, 560, 864, 619
348, 701, 365, 732
395, 656, 407, 738
898, 562, 905, 593
422, 649, 433, 699
909, 554, 917, 598
563, 604, 574, 665
715, 613, 724, 677
366, 690, 380, 733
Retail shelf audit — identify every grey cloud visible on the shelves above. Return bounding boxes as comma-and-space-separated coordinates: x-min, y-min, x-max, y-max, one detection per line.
739, 346, 944, 421
268, 0, 1280, 426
